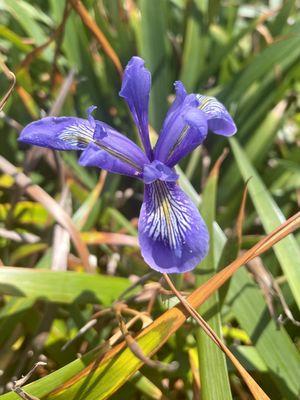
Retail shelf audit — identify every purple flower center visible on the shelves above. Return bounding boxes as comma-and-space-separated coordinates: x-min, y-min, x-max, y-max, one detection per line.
143, 160, 179, 184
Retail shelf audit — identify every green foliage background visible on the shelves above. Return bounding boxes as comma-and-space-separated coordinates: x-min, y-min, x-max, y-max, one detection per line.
0, 0, 299, 399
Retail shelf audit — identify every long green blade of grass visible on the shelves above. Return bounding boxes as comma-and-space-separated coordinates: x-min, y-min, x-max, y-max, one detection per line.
227, 268, 300, 398
196, 161, 232, 400
139, 0, 169, 130
230, 137, 300, 308
0, 267, 131, 305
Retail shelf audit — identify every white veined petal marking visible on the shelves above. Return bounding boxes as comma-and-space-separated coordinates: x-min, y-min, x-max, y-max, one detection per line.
59, 122, 142, 171
59, 122, 94, 147
145, 181, 192, 251
196, 94, 224, 117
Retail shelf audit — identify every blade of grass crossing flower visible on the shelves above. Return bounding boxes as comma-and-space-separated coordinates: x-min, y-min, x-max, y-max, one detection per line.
195, 152, 232, 400
178, 168, 300, 396
230, 137, 300, 308
0, 214, 299, 400
139, 0, 169, 130
163, 274, 269, 400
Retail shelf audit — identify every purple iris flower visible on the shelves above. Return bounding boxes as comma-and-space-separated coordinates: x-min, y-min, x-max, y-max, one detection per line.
19, 57, 236, 274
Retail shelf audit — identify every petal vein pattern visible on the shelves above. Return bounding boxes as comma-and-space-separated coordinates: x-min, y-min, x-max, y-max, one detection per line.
139, 181, 209, 273
196, 94, 236, 136
196, 94, 224, 115
147, 181, 191, 250
59, 122, 94, 148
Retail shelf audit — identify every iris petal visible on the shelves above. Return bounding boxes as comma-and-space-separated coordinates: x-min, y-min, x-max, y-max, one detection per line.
160, 81, 187, 135
138, 181, 209, 273
119, 57, 152, 159
79, 122, 149, 178
18, 116, 95, 151
196, 95, 236, 136
165, 108, 207, 167
18, 107, 100, 151
154, 81, 208, 166
143, 160, 178, 184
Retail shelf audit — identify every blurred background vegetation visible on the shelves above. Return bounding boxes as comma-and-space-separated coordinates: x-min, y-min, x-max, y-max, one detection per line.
0, 0, 299, 399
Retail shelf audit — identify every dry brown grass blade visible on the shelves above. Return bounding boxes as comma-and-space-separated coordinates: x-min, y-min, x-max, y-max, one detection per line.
115, 307, 177, 372
163, 274, 270, 400
13, 362, 46, 400
248, 256, 300, 327
236, 178, 251, 249
15, 86, 38, 119
51, 212, 300, 398
0, 156, 92, 272
0, 227, 40, 244
0, 59, 16, 112
51, 185, 72, 271
188, 211, 300, 309
81, 231, 139, 247
69, 0, 123, 77
18, 4, 72, 72
209, 147, 229, 178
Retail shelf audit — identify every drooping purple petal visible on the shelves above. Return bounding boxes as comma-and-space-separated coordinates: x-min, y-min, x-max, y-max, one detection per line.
79, 122, 149, 178
18, 106, 100, 151
196, 95, 236, 136
18, 116, 95, 150
138, 181, 209, 273
154, 92, 208, 166
143, 160, 178, 184
119, 57, 152, 159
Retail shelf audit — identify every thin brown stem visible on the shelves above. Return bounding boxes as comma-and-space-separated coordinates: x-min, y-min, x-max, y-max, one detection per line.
163, 273, 270, 400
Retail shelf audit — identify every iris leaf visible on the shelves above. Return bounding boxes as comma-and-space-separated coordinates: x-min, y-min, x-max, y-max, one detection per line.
195, 159, 232, 400
0, 267, 132, 306
230, 137, 300, 308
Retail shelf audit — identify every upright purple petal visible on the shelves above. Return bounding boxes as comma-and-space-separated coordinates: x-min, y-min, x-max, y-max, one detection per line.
119, 57, 152, 159
79, 122, 149, 178
196, 95, 236, 136
138, 181, 209, 273
160, 81, 187, 135
154, 91, 208, 166
165, 108, 208, 167
18, 106, 99, 151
